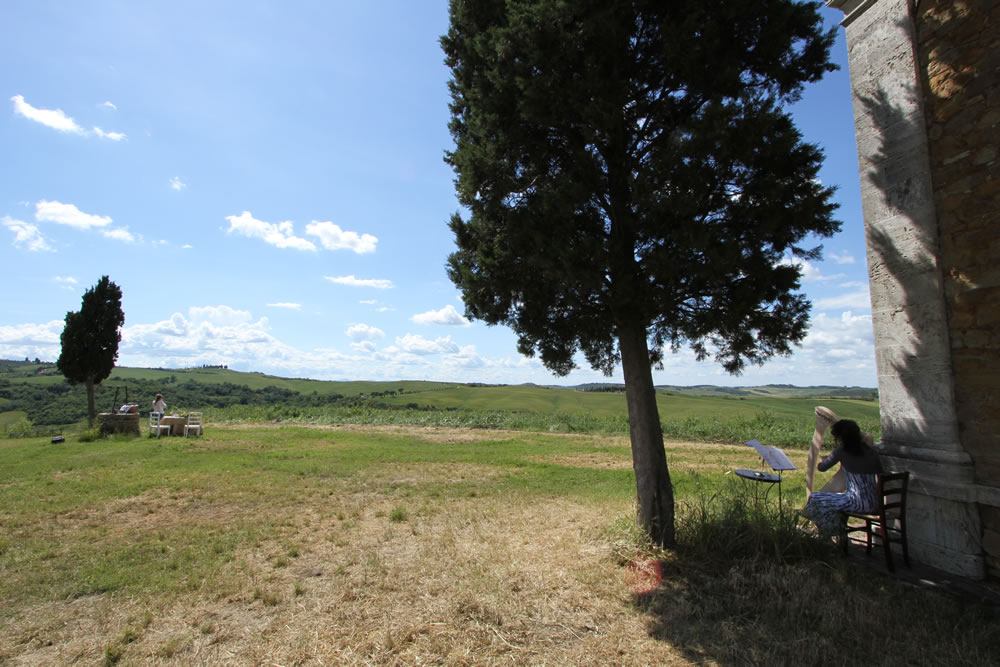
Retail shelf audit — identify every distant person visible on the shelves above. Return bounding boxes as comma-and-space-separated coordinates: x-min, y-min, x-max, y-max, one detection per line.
152, 393, 167, 415
799, 419, 883, 537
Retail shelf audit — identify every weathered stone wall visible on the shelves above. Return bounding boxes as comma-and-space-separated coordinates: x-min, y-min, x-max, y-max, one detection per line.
915, 0, 1000, 577
828, 0, 985, 578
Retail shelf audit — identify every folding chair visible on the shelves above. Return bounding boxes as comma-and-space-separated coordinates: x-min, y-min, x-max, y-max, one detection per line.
841, 471, 910, 572
149, 412, 170, 438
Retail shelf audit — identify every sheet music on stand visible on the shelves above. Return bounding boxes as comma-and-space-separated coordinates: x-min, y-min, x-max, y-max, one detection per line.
745, 440, 797, 472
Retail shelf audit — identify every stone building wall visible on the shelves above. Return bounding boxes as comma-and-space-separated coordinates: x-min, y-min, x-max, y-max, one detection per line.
827, 0, 987, 578
914, 0, 1000, 577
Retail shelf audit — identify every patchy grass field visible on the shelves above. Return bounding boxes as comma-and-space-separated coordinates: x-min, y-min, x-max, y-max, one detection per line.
1, 425, 995, 665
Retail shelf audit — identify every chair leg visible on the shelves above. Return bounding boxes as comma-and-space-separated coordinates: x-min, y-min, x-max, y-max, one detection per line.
897, 519, 911, 568
865, 519, 874, 555
879, 521, 895, 573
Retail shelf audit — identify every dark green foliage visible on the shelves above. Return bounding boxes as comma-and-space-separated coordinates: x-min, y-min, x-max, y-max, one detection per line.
56, 276, 125, 423
0, 377, 347, 426
442, 0, 839, 375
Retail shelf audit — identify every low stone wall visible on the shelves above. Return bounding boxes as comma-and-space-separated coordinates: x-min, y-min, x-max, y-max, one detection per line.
98, 412, 141, 437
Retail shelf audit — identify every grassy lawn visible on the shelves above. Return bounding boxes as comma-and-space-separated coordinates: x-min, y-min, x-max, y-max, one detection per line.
1, 425, 994, 665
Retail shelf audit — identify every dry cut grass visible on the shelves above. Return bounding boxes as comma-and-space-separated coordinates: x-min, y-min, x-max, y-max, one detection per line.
4, 488, 680, 664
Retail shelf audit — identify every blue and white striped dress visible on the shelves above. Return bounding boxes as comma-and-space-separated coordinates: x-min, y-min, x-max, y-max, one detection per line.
802, 472, 879, 537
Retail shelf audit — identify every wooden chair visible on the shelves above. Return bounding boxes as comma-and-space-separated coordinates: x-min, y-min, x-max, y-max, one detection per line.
841, 471, 910, 572
149, 412, 170, 438
183, 412, 203, 437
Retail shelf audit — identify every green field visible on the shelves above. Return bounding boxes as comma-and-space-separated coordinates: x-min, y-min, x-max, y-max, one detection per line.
0, 410, 27, 427
1, 359, 880, 447
377, 382, 878, 421
0, 425, 992, 665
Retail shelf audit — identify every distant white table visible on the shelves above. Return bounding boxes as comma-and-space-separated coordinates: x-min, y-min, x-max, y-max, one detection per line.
159, 415, 186, 436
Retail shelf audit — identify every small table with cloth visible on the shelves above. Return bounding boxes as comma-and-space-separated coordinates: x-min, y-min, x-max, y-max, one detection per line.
159, 415, 187, 437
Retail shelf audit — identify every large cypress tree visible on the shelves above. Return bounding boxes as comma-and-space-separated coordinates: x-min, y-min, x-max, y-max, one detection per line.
442, 0, 839, 545
57, 275, 125, 425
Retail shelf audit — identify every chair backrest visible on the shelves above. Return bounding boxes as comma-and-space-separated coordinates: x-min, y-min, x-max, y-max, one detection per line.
186, 412, 202, 425
877, 471, 909, 518
150, 411, 162, 425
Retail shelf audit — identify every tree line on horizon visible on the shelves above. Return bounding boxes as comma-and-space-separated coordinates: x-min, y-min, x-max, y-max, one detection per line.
0, 377, 360, 427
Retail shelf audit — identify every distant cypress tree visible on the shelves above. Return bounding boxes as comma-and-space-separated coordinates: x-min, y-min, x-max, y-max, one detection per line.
442, 0, 838, 545
57, 276, 125, 425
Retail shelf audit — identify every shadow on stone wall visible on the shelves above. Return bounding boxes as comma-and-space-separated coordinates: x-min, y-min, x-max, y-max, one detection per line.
856, 81, 954, 446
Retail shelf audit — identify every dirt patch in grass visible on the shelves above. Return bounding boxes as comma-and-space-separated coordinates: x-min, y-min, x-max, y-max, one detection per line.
535, 451, 633, 470
49, 488, 251, 535
224, 422, 533, 444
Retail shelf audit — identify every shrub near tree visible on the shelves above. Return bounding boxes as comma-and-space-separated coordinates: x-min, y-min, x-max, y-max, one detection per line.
56, 276, 125, 426
442, 0, 839, 546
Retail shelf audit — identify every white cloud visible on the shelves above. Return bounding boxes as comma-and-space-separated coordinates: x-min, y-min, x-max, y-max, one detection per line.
92, 126, 126, 141
0, 320, 64, 360
324, 275, 394, 289
305, 221, 378, 254
828, 250, 857, 265
351, 341, 377, 353
3, 216, 54, 251
839, 280, 868, 289
359, 299, 377, 305
781, 257, 845, 283
188, 305, 255, 326
814, 290, 872, 311
102, 227, 135, 242
116, 307, 361, 379
446, 344, 485, 369
102, 101, 117, 110
797, 311, 876, 369
267, 302, 301, 310
395, 333, 460, 356
412, 304, 471, 327
53, 275, 77, 287
0, 295, 878, 387
11, 95, 84, 134
224, 211, 316, 251
346, 323, 385, 342
35, 200, 111, 229
170, 177, 186, 191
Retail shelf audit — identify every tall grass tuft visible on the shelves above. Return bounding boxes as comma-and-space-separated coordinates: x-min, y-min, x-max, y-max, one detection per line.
674, 477, 831, 565
629, 479, 999, 665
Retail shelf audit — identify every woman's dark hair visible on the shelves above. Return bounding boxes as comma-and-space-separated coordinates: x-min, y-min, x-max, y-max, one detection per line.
831, 419, 864, 455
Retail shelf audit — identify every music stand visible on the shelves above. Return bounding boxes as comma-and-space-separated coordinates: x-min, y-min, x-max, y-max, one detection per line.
737, 439, 797, 508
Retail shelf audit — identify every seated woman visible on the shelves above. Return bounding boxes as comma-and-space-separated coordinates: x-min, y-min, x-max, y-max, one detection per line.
800, 419, 883, 538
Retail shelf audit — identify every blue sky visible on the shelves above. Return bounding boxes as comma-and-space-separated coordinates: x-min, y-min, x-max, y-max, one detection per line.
1, 2, 875, 387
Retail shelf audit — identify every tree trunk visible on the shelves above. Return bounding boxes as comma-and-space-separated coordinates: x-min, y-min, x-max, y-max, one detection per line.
619, 322, 675, 547
85, 379, 96, 427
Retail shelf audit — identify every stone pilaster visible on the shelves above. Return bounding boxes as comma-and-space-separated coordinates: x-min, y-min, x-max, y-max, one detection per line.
914, 0, 1000, 578
827, 0, 984, 578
